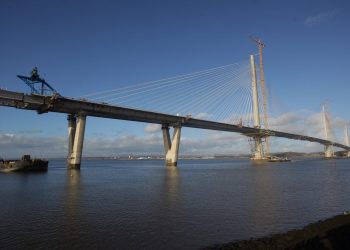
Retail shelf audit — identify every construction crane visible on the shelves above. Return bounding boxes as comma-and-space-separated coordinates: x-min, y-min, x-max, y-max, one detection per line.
249, 36, 270, 158
17, 67, 58, 95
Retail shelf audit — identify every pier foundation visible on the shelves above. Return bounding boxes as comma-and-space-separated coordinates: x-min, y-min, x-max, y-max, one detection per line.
67, 113, 86, 169
251, 136, 266, 161
162, 125, 181, 166
324, 145, 334, 158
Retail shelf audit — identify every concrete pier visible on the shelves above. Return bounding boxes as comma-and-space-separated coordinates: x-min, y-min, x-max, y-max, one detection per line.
252, 136, 265, 160
67, 114, 76, 157
162, 125, 181, 166
67, 113, 86, 169
324, 145, 334, 158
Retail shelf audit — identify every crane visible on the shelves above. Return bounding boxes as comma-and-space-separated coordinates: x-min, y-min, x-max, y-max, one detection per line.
17, 67, 58, 95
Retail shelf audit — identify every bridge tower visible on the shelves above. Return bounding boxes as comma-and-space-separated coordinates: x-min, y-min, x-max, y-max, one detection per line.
322, 105, 334, 158
249, 55, 266, 160
250, 37, 270, 158
344, 123, 350, 157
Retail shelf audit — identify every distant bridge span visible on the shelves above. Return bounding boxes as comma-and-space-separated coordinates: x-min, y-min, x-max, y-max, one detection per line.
1, 89, 349, 168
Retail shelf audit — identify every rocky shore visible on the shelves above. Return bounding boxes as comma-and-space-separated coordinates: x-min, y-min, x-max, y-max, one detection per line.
204, 213, 350, 250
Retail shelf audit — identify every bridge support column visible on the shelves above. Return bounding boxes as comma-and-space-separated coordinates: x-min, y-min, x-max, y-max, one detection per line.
67, 113, 86, 169
251, 136, 265, 160
67, 114, 76, 158
324, 145, 334, 158
162, 125, 181, 166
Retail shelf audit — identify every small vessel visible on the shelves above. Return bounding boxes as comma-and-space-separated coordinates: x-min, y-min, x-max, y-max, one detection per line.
0, 155, 48, 173
268, 156, 291, 162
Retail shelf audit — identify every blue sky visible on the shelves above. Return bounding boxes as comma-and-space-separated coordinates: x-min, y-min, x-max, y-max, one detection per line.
1, 0, 350, 157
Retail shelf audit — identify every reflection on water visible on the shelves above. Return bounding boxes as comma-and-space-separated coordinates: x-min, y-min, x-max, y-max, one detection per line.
249, 166, 281, 234
65, 169, 81, 215
55, 169, 82, 247
164, 166, 180, 207
1, 158, 350, 249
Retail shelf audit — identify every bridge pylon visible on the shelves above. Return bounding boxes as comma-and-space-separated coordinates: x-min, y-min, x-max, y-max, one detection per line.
67, 113, 86, 169
344, 123, 350, 157
162, 125, 181, 166
322, 105, 335, 158
249, 54, 268, 161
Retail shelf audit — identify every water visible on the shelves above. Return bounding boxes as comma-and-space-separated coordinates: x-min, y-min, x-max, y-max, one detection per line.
1, 158, 350, 249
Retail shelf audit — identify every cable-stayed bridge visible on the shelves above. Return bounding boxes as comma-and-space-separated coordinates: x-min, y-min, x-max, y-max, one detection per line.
1, 55, 349, 168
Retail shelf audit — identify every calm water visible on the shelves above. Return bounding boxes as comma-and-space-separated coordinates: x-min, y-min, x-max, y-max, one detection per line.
1, 158, 350, 249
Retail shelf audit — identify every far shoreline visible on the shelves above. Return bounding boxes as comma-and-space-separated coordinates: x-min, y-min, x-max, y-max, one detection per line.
5, 151, 350, 161
67, 151, 341, 161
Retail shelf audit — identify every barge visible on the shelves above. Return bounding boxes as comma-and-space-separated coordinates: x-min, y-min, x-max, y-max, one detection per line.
268, 156, 291, 162
0, 155, 48, 173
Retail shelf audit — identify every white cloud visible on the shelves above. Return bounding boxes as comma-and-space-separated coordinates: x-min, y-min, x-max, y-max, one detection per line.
269, 110, 348, 145
269, 112, 300, 127
269, 111, 324, 138
0, 130, 248, 158
0, 133, 66, 158
269, 137, 323, 153
194, 112, 211, 120
304, 10, 337, 27
144, 124, 161, 133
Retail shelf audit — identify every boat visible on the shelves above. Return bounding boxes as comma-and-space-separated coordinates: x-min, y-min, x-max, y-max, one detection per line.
0, 155, 48, 173
268, 156, 291, 162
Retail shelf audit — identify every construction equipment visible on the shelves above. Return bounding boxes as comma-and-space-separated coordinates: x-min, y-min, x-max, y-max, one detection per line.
17, 67, 58, 95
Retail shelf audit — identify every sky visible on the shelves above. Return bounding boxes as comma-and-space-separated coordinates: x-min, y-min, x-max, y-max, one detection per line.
1, 0, 350, 158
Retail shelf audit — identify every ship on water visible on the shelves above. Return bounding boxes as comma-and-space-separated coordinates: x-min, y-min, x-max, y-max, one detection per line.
0, 155, 48, 173
268, 156, 291, 162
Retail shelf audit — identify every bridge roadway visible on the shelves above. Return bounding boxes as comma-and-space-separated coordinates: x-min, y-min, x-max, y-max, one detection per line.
0, 89, 349, 151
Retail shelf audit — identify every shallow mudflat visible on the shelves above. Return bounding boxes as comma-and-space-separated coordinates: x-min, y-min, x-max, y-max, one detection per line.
204, 213, 350, 250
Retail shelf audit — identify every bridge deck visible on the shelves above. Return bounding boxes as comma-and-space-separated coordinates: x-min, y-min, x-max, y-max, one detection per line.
0, 89, 348, 150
